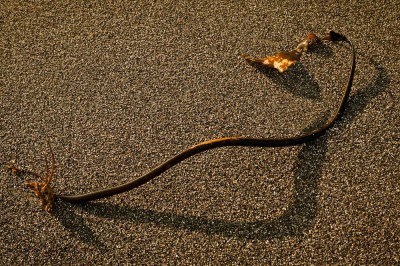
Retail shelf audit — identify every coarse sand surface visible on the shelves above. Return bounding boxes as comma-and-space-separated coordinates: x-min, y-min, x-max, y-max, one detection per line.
1, 1, 399, 265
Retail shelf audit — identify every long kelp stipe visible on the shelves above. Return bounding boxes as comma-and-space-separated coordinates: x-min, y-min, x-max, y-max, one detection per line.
6, 31, 355, 212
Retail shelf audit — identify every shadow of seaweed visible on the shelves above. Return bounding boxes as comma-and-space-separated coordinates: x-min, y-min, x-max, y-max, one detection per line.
77, 134, 326, 240
346, 58, 390, 122
56, 58, 390, 241
53, 200, 107, 251
72, 112, 329, 240
257, 63, 322, 100
246, 43, 334, 100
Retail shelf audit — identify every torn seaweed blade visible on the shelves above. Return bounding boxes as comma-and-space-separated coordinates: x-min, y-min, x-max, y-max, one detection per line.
242, 33, 321, 72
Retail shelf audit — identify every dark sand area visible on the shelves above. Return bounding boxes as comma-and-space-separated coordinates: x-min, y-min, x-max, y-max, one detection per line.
1, 1, 399, 264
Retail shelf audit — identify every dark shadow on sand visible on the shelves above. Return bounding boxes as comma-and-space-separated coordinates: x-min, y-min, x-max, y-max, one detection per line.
55, 58, 389, 241
244, 42, 335, 100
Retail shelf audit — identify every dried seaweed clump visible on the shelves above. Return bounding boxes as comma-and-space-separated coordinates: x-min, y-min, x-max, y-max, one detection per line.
26, 142, 56, 213
241, 33, 322, 72
5, 142, 56, 213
